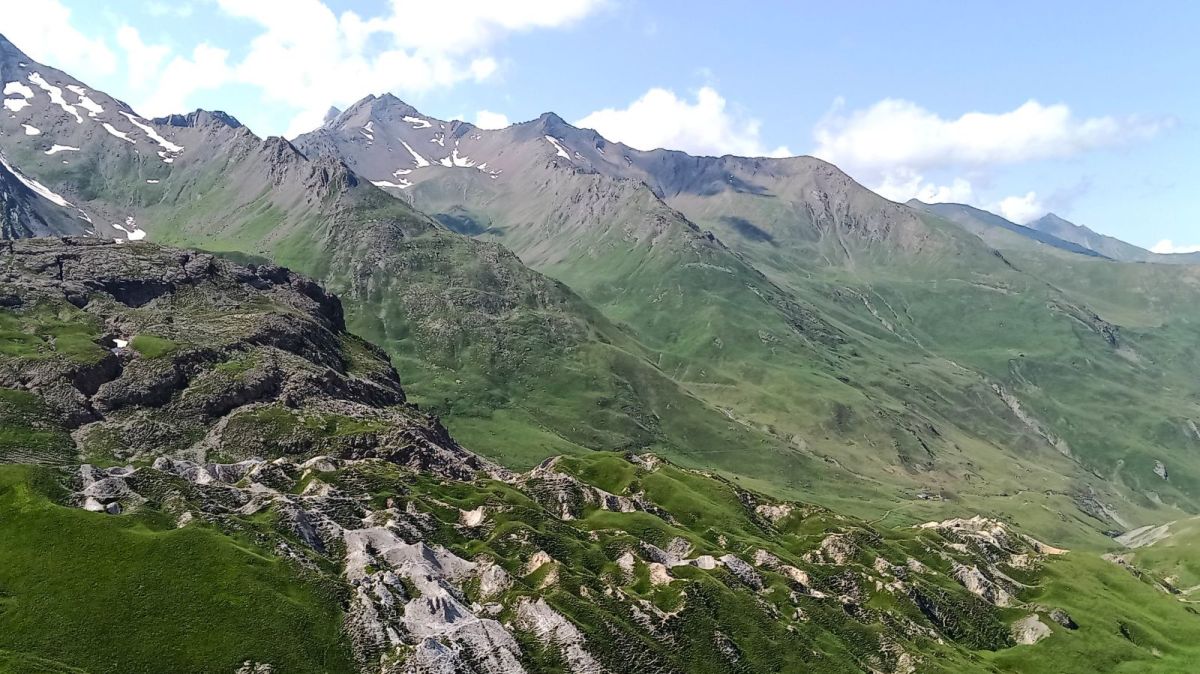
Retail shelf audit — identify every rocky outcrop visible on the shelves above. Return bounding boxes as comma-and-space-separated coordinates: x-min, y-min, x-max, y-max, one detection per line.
1011, 614, 1052, 645
515, 598, 607, 674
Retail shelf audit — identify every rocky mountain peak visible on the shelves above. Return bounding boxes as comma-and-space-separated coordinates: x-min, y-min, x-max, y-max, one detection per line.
339, 93, 422, 126
153, 109, 243, 130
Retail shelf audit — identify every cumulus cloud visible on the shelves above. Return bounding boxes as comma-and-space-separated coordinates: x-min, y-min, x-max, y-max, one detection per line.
1150, 240, 1200, 255
211, 0, 603, 136
2, 0, 118, 81
812, 97, 1169, 222
992, 191, 1046, 224
873, 168, 975, 205
137, 44, 233, 119
474, 110, 511, 129
813, 98, 1171, 176
9, 0, 604, 137
114, 26, 171, 91
576, 87, 791, 158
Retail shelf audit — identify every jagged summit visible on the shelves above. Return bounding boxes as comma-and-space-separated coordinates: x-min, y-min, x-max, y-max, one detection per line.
153, 109, 243, 129
335, 92, 424, 126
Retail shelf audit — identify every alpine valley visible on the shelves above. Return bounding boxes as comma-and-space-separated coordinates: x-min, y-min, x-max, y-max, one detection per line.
1, 31, 1199, 674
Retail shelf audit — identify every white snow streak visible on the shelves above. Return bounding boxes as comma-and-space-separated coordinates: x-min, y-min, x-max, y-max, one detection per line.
403, 115, 432, 129
400, 139, 430, 167
22, 124, 40, 135
120, 113, 183, 153
544, 135, 570, 159
3, 98, 29, 112
0, 155, 72, 207
102, 123, 135, 144
371, 178, 412, 189
45, 145, 80, 155
28, 73, 82, 124
113, 216, 147, 241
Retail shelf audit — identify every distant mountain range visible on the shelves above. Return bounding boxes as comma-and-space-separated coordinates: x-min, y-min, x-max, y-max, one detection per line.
909, 200, 1200, 264
4, 29, 1200, 672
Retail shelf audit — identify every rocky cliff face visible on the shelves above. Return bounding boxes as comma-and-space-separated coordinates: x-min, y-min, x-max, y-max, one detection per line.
0, 237, 490, 474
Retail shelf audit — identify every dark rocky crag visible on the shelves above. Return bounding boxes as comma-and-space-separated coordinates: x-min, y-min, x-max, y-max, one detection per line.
0, 236, 492, 477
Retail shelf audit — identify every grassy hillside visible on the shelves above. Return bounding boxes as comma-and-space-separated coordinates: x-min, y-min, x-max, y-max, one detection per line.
0, 466, 355, 674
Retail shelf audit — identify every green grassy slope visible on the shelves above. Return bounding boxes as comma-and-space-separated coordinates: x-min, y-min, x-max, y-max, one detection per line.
0, 466, 354, 674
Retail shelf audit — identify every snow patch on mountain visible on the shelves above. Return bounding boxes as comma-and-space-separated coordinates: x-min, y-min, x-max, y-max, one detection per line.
544, 135, 571, 160
371, 179, 412, 190
0, 154, 72, 207
120, 113, 183, 153
102, 123, 135, 144
113, 216, 147, 241
67, 85, 104, 117
449, 148, 475, 168
403, 115, 432, 129
28, 73, 82, 124
3, 81, 34, 99
400, 139, 430, 168
21, 124, 40, 135
44, 145, 79, 155
3, 98, 29, 112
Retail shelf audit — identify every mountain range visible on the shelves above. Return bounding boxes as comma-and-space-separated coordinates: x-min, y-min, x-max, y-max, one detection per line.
2, 31, 1200, 673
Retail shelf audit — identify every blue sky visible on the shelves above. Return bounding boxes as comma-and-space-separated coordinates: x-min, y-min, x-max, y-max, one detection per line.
8, 0, 1197, 250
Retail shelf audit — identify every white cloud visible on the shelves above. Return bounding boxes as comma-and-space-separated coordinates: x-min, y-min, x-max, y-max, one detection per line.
992, 191, 1046, 224
137, 44, 232, 119
813, 98, 1168, 223
115, 26, 171, 91
813, 98, 1170, 176
7, 0, 604, 137
359, 0, 603, 54
576, 87, 791, 158
474, 110, 511, 129
210, 0, 604, 136
873, 168, 975, 205
2, 0, 118, 81
1150, 240, 1200, 254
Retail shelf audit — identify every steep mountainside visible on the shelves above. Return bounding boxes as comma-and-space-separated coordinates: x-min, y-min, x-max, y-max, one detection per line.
1, 238, 1197, 674
0, 155, 84, 237
296, 96, 1200, 543
9, 31, 1200, 584
0, 34, 802, 489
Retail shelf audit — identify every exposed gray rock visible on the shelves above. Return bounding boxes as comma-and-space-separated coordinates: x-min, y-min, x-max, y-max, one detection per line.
720, 554, 764, 591
1154, 460, 1169, 480
1011, 614, 1052, 645
515, 598, 607, 674
1048, 608, 1078, 629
